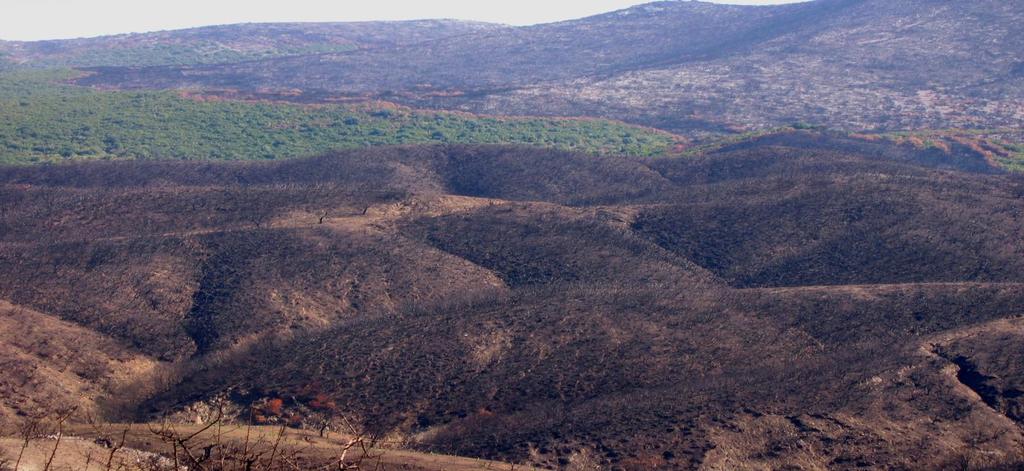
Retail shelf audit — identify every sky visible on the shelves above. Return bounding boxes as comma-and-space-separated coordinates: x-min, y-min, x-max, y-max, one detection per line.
1, 0, 807, 41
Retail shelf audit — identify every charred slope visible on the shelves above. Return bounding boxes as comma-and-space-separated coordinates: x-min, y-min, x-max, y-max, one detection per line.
632, 172, 1024, 287
149, 283, 1024, 469
2, 134, 1024, 469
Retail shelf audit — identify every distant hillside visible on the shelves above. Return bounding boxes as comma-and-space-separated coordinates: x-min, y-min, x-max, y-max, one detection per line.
70, 0, 1024, 135
0, 20, 501, 67
70, 3, 803, 93
3, 134, 1024, 469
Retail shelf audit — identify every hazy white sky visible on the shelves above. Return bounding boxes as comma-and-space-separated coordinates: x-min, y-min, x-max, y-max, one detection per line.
1, 0, 807, 41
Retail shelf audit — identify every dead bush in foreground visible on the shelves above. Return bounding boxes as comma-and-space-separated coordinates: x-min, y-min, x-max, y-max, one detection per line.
2, 406, 389, 471
145, 408, 385, 471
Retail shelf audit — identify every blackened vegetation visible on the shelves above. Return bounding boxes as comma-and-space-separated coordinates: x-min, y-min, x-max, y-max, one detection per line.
2, 132, 1024, 469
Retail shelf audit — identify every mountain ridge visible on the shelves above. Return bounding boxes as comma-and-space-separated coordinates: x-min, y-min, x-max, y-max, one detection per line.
0, 20, 505, 67
65, 0, 1024, 136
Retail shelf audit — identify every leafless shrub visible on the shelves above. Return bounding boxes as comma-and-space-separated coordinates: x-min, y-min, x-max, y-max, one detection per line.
42, 407, 76, 471
12, 413, 45, 471
83, 417, 132, 471
141, 405, 385, 471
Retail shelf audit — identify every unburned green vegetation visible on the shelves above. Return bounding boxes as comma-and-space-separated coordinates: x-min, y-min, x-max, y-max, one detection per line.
854, 128, 1024, 173
999, 142, 1024, 171
0, 70, 677, 164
